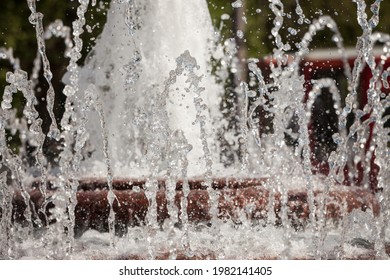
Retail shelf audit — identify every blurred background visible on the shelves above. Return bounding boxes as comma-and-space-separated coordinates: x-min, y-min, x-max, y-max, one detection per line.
0, 0, 389, 170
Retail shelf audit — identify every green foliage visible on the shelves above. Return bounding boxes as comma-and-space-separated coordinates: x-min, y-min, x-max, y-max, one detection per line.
0, 0, 109, 133
208, 0, 390, 58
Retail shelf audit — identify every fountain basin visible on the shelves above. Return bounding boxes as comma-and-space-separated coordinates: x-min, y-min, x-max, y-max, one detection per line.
2, 178, 388, 260
8, 178, 380, 237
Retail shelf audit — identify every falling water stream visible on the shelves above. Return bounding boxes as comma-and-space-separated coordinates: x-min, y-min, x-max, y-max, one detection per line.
0, 0, 389, 259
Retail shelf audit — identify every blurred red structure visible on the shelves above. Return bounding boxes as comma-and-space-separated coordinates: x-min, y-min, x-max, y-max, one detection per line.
258, 48, 390, 191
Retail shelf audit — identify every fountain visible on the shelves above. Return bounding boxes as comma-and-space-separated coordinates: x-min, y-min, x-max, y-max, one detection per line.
0, 0, 389, 259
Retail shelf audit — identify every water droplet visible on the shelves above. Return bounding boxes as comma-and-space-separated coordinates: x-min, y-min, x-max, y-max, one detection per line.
221, 14, 230, 20
231, 0, 243, 8
288, 27, 297, 35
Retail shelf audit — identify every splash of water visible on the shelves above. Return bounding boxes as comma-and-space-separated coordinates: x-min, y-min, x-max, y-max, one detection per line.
0, 0, 389, 259
74, 0, 224, 179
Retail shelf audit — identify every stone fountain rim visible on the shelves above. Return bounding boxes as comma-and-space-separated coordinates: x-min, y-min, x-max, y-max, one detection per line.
25, 176, 377, 193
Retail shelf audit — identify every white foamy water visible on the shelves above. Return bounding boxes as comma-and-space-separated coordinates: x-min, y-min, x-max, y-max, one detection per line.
76, 0, 224, 178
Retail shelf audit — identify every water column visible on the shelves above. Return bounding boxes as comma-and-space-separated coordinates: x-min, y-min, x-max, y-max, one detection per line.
77, 0, 223, 178
74, 0, 225, 255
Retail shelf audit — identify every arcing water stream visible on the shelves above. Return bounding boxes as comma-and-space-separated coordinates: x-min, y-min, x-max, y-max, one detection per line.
0, 0, 389, 259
